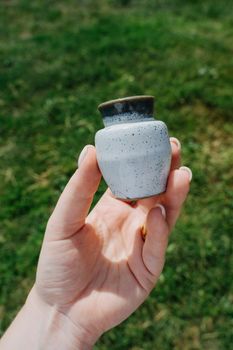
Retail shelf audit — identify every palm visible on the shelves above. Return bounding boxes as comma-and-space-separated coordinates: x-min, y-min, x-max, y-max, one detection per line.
37, 190, 158, 335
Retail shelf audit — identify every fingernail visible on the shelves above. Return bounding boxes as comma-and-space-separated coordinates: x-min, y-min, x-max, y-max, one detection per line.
170, 137, 181, 150
179, 166, 192, 182
77, 145, 89, 167
155, 204, 166, 219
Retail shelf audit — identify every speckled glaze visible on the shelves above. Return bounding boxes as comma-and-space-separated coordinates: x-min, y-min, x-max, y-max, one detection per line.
95, 96, 171, 200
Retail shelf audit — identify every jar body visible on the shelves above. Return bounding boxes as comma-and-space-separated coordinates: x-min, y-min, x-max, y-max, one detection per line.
95, 119, 171, 200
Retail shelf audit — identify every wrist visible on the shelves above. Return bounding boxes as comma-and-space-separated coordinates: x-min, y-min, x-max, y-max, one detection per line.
1, 286, 96, 350
25, 287, 95, 350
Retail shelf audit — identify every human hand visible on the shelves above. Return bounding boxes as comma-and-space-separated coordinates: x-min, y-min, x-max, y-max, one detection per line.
0, 138, 191, 350
34, 137, 191, 347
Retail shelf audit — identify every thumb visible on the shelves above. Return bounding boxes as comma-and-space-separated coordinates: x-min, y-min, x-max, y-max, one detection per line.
46, 145, 102, 241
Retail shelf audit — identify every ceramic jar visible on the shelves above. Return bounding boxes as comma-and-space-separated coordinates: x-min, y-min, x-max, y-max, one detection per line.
95, 96, 171, 200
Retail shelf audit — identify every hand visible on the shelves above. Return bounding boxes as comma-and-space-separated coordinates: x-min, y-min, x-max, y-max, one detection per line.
34, 138, 191, 344
0, 138, 191, 350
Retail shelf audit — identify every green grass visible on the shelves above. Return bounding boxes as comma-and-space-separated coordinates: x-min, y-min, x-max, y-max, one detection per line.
0, 0, 233, 348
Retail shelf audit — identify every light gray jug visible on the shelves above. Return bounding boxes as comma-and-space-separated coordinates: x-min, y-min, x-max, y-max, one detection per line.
95, 96, 171, 200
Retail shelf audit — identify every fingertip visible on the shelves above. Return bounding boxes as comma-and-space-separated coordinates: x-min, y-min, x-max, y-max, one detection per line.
179, 166, 192, 182
164, 168, 190, 211
79, 145, 101, 174
77, 144, 92, 167
159, 167, 191, 231
89, 145, 103, 175
154, 204, 166, 218
170, 137, 181, 150
147, 205, 168, 234
170, 139, 180, 157
72, 146, 102, 195
174, 168, 191, 197
170, 137, 181, 170
168, 168, 190, 188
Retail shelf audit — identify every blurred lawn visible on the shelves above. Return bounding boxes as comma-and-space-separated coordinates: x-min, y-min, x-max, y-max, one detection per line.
0, 0, 233, 349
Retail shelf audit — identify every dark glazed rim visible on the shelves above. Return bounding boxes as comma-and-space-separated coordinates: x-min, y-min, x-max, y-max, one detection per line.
98, 95, 155, 118
98, 95, 154, 111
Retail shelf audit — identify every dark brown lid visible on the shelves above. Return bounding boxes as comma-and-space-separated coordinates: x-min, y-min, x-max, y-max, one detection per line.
98, 95, 154, 118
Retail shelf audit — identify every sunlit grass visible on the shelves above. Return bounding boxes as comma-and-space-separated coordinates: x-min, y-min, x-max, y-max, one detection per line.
0, 1, 232, 348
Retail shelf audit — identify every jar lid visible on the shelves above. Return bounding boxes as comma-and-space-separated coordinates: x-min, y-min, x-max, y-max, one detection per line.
98, 95, 154, 118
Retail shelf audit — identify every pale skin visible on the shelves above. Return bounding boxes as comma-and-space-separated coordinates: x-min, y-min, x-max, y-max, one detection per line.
0, 138, 191, 350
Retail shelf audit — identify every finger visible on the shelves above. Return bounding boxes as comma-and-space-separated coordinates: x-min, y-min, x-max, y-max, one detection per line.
137, 137, 181, 211
142, 205, 169, 280
46, 145, 102, 240
170, 137, 181, 170
161, 166, 192, 230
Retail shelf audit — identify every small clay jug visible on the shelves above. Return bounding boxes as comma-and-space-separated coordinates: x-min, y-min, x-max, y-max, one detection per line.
95, 95, 171, 200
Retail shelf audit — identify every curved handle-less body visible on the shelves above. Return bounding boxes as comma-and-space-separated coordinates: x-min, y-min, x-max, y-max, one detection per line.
95, 96, 171, 200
